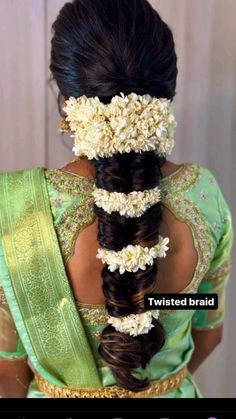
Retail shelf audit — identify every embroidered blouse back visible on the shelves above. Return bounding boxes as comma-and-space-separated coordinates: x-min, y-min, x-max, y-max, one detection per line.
45, 162, 212, 304
0, 160, 233, 397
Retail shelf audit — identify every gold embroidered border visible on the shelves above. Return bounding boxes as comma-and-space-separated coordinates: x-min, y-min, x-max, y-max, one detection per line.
35, 365, 188, 398
160, 163, 201, 193
45, 168, 94, 196
160, 197, 214, 294
58, 203, 95, 265
76, 302, 108, 325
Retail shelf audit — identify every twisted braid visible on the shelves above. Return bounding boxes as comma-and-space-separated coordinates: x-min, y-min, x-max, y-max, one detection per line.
91, 151, 166, 391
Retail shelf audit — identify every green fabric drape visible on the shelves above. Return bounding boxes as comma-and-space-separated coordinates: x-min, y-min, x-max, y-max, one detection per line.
0, 168, 101, 388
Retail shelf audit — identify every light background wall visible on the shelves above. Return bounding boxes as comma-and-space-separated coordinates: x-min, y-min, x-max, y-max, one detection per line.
0, 0, 235, 397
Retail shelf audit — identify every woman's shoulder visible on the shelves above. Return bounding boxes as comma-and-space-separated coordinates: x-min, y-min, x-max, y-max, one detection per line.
187, 162, 231, 210
53, 157, 96, 181
184, 162, 232, 240
159, 161, 207, 192
165, 160, 226, 196
161, 161, 232, 235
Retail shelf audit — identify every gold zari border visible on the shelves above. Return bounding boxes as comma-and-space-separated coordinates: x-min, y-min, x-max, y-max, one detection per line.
35, 365, 188, 398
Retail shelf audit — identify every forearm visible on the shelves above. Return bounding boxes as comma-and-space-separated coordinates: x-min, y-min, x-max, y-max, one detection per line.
188, 324, 223, 374
0, 359, 33, 398
0, 376, 29, 398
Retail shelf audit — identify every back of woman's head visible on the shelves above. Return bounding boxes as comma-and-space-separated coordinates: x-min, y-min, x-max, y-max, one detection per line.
50, 0, 178, 392
51, 0, 177, 103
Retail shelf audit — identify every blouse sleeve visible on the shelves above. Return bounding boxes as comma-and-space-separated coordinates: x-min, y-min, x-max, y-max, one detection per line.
191, 185, 234, 331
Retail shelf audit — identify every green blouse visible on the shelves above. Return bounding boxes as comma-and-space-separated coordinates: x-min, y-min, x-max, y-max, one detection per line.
0, 162, 234, 398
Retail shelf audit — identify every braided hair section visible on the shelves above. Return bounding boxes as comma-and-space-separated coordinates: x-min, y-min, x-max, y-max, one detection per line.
91, 151, 166, 391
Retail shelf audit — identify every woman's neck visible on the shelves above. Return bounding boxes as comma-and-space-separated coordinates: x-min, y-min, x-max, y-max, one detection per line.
161, 160, 181, 177
61, 157, 180, 180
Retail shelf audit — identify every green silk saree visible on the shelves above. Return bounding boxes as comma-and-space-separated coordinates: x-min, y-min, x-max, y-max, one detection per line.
0, 163, 233, 398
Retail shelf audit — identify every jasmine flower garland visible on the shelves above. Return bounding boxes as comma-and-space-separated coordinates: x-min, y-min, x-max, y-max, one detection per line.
61, 92, 177, 160
107, 310, 160, 337
96, 235, 170, 274
92, 186, 162, 218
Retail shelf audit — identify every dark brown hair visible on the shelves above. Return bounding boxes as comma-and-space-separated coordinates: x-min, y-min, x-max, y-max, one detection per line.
50, 0, 178, 392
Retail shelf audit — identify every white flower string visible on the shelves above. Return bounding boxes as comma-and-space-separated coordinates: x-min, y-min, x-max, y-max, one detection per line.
96, 235, 170, 274
60, 92, 175, 336
61, 92, 177, 160
92, 186, 161, 218
107, 310, 160, 337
